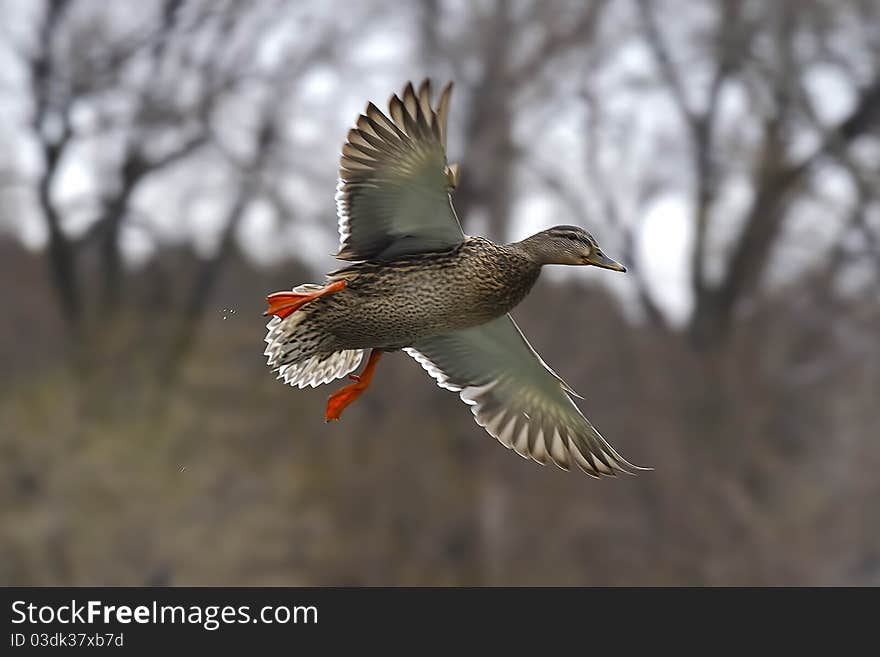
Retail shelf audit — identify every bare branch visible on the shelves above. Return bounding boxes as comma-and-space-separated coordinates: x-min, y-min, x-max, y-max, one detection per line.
512, 0, 608, 85
636, 0, 696, 124
578, 83, 668, 329
31, 0, 82, 335
692, 74, 880, 346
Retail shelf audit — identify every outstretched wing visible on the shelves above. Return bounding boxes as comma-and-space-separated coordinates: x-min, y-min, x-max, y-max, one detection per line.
335, 79, 464, 262
405, 315, 643, 477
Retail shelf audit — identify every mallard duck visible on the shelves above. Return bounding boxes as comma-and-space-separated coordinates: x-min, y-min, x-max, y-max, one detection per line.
264, 80, 642, 477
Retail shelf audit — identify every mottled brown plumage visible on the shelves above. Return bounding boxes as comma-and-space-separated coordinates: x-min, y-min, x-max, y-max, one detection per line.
318, 237, 540, 350
264, 79, 643, 477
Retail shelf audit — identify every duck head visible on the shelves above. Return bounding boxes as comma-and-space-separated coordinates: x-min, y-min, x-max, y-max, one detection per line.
514, 225, 626, 271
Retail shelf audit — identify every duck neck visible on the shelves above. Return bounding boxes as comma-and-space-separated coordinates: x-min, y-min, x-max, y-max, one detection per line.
508, 234, 552, 266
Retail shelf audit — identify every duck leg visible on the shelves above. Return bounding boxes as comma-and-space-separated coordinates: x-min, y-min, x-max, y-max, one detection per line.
264, 280, 346, 320
325, 349, 383, 421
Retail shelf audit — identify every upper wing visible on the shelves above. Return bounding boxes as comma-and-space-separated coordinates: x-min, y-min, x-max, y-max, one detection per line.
405, 315, 644, 477
335, 79, 465, 262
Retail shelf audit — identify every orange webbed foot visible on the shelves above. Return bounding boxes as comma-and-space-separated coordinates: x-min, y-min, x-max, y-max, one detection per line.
325, 381, 367, 422
324, 349, 383, 422
264, 280, 346, 320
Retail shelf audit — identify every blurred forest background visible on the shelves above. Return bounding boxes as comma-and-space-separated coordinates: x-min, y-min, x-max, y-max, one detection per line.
1, 0, 879, 586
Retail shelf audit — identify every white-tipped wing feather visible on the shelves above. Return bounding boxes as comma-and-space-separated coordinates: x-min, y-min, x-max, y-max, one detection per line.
335, 79, 464, 262
406, 315, 642, 477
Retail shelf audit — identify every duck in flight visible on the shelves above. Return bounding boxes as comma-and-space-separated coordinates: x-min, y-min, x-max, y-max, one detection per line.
264, 80, 643, 477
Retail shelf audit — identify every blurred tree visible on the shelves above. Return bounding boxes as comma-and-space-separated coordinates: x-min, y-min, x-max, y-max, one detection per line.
9, 0, 340, 377
632, 0, 880, 348
418, 0, 608, 241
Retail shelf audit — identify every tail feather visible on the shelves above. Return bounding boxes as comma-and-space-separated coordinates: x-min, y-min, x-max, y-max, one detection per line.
264, 283, 363, 388
275, 348, 363, 388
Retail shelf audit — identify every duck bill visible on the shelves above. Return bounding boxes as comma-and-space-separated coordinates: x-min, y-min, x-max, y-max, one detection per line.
587, 252, 627, 272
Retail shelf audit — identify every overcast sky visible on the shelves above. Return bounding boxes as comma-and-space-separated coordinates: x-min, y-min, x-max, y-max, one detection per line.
0, 0, 873, 326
